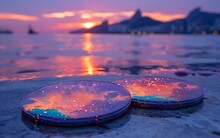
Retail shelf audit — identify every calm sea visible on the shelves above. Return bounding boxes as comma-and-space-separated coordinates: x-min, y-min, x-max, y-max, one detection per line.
0, 34, 220, 81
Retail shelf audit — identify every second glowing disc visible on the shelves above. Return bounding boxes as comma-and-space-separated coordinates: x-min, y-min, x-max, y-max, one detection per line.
114, 76, 204, 109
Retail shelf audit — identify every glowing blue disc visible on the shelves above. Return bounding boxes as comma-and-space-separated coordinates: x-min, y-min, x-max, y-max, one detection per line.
21, 80, 131, 126
114, 76, 204, 109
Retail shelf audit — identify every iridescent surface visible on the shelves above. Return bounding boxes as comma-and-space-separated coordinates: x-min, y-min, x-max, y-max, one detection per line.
115, 76, 203, 105
21, 81, 131, 124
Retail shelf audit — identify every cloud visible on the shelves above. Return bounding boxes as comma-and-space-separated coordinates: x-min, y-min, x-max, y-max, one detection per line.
43, 11, 75, 19
81, 12, 131, 19
81, 13, 92, 19
0, 12, 37, 21
120, 11, 134, 17
81, 12, 114, 19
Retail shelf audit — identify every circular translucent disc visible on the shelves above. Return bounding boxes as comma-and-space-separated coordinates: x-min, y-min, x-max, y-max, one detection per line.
21, 80, 131, 126
114, 76, 204, 109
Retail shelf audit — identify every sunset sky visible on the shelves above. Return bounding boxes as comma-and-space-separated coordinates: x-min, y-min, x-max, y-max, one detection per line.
0, 0, 220, 34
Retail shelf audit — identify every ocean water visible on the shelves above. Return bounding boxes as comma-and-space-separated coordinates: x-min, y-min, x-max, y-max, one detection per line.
0, 34, 220, 81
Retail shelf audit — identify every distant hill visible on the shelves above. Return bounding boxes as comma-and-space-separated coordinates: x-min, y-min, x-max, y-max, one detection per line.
114, 9, 162, 29
70, 8, 220, 34
186, 8, 220, 33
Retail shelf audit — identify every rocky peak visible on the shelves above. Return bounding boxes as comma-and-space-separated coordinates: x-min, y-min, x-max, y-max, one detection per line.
131, 9, 142, 20
101, 20, 109, 26
191, 7, 201, 13
188, 7, 202, 18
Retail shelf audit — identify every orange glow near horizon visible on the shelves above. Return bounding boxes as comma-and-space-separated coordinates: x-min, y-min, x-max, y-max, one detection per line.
52, 22, 99, 30
52, 22, 81, 30
82, 22, 96, 29
143, 12, 185, 22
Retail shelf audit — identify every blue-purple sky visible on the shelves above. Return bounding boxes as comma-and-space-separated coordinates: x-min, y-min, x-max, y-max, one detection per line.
0, 0, 220, 34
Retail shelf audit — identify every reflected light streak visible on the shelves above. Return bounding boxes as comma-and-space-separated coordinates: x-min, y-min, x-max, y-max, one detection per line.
82, 33, 94, 75
84, 57, 94, 75
83, 33, 92, 53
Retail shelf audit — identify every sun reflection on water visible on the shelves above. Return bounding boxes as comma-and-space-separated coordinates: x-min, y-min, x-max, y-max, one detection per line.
0, 35, 219, 81
82, 33, 95, 75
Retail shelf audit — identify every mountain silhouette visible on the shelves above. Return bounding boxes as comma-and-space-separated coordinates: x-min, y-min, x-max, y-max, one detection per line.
115, 9, 162, 29
70, 8, 220, 34
186, 7, 220, 33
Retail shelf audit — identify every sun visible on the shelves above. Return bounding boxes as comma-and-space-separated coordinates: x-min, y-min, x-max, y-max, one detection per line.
82, 22, 95, 29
